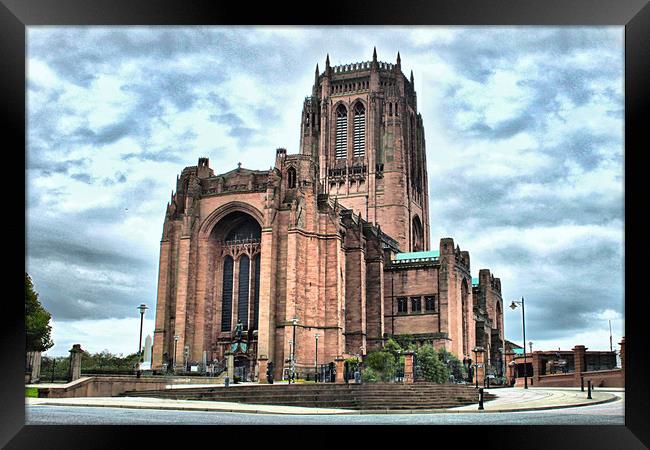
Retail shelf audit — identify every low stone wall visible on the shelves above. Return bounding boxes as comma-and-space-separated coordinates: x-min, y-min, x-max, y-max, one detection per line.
584, 369, 624, 388
536, 373, 576, 388
534, 369, 623, 388
34, 375, 225, 399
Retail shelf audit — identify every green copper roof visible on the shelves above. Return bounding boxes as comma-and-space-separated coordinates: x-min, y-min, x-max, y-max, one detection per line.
395, 250, 440, 260
472, 277, 479, 286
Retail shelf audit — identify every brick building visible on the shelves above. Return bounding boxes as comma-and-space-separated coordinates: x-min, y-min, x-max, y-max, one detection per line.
151, 50, 505, 381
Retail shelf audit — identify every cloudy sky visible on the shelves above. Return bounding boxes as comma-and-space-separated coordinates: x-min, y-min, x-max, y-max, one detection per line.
26, 26, 624, 357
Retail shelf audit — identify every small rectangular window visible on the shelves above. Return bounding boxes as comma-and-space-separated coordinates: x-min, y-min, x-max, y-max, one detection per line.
425, 295, 435, 312
397, 297, 407, 313
411, 296, 421, 312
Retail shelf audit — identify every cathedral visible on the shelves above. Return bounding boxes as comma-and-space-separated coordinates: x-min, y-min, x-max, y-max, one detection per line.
151, 49, 505, 382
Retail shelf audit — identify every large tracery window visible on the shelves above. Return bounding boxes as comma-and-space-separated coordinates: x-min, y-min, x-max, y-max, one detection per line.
217, 213, 262, 334
353, 102, 366, 158
221, 256, 234, 331
335, 104, 347, 159
252, 254, 261, 329
238, 255, 250, 329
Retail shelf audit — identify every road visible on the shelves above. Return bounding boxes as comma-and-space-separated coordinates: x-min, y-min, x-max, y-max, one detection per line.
25, 396, 624, 425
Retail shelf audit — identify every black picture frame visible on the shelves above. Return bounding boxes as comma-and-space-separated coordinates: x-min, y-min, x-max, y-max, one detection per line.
3, 0, 648, 447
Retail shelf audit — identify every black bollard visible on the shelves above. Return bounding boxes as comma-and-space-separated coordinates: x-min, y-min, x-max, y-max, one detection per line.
581, 375, 584, 392
478, 388, 485, 410
587, 380, 592, 399
487, 376, 490, 389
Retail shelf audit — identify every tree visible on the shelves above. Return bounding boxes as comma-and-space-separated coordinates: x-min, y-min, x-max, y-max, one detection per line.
416, 344, 450, 383
383, 337, 402, 362
437, 347, 466, 382
25, 273, 53, 352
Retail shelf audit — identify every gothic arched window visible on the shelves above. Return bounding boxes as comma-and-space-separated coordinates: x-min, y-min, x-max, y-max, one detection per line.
353, 102, 365, 158
287, 166, 297, 189
335, 104, 347, 159
252, 254, 261, 330
412, 215, 424, 252
238, 255, 250, 329
221, 256, 234, 331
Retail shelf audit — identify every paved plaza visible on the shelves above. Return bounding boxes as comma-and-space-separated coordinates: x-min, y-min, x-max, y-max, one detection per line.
25, 387, 624, 425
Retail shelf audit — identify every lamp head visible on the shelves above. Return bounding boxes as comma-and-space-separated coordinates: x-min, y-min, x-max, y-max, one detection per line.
138, 303, 148, 313
510, 301, 518, 310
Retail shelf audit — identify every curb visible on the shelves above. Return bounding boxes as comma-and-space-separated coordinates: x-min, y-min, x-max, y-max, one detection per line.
28, 392, 620, 415
29, 401, 357, 415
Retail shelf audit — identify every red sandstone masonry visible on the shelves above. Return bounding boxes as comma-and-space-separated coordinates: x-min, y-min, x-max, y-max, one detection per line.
152, 55, 505, 380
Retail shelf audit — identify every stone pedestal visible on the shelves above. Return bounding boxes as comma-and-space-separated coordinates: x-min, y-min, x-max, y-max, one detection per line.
68, 344, 84, 382
335, 357, 345, 383
226, 353, 235, 380
403, 352, 415, 384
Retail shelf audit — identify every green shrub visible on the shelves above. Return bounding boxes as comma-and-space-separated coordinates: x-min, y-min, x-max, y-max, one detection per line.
361, 368, 379, 383
365, 351, 396, 381
416, 344, 450, 383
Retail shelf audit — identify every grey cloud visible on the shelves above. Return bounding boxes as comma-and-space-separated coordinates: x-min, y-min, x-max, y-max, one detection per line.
26, 179, 163, 320
25, 27, 623, 347
70, 173, 94, 184
121, 148, 183, 163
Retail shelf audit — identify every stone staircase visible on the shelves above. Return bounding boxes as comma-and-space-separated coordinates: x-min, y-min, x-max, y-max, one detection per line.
121, 382, 496, 410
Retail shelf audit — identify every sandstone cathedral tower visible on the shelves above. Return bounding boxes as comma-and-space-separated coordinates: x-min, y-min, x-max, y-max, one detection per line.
152, 50, 505, 382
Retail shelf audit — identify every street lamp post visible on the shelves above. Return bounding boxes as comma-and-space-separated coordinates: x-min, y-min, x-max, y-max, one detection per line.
173, 335, 180, 372
314, 333, 320, 382
137, 304, 148, 361
291, 316, 299, 383
472, 348, 479, 389
510, 297, 528, 389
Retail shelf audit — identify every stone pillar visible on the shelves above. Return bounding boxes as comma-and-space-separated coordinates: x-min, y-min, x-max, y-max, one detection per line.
573, 345, 587, 385
619, 338, 625, 371
68, 344, 84, 382
474, 347, 486, 385
226, 353, 235, 381
504, 352, 516, 386
404, 352, 415, 384
531, 351, 542, 384
152, 239, 171, 370
335, 357, 345, 383
257, 228, 276, 377
257, 357, 269, 384
26, 351, 42, 383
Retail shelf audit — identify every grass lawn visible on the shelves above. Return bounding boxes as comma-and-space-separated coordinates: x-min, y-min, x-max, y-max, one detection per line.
25, 387, 39, 398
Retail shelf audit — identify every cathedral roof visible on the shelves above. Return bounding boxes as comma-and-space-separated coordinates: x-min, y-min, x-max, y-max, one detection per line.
394, 250, 440, 261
